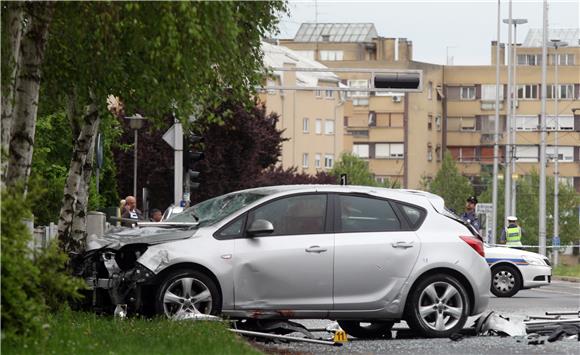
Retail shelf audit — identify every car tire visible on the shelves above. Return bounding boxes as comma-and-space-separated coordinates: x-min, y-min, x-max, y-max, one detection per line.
406, 274, 470, 338
337, 321, 394, 339
155, 269, 221, 318
490, 264, 521, 298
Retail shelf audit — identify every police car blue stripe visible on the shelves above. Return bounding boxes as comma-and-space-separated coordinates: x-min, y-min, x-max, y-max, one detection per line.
485, 258, 528, 265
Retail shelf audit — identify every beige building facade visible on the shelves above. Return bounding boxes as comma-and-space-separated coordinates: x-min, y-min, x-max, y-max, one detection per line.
278, 24, 580, 192
260, 42, 344, 175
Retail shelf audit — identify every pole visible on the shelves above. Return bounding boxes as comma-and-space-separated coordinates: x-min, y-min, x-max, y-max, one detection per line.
511, 23, 518, 217
492, 0, 501, 244
504, 0, 513, 222
539, 0, 548, 256
174, 120, 183, 206
133, 128, 138, 198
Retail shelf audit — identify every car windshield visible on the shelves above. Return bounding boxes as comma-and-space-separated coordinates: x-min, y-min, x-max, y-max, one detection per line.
166, 191, 267, 225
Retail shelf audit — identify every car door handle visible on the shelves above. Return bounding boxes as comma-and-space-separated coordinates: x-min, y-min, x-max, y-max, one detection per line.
391, 241, 414, 249
305, 245, 328, 253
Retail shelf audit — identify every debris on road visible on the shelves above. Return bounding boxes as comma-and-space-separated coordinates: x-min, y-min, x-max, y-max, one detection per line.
475, 311, 527, 337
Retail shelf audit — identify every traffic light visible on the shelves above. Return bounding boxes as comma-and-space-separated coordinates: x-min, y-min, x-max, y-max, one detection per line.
183, 134, 204, 191
373, 71, 422, 91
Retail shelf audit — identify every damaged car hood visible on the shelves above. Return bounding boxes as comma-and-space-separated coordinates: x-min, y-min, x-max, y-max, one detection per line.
86, 226, 198, 251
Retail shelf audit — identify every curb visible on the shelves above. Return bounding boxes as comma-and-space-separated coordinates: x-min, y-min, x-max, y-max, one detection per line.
553, 276, 580, 283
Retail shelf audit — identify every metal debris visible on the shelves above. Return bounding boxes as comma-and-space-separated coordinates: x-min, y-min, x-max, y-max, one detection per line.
230, 329, 341, 346
114, 304, 127, 319
475, 311, 527, 337
172, 309, 222, 322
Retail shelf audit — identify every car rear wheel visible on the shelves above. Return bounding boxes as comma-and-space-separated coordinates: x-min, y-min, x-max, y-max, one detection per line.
406, 274, 470, 338
337, 321, 394, 339
490, 265, 521, 298
155, 269, 221, 318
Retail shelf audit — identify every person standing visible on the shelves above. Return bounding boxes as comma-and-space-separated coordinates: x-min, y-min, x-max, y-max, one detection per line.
500, 216, 523, 248
121, 195, 143, 226
460, 196, 481, 233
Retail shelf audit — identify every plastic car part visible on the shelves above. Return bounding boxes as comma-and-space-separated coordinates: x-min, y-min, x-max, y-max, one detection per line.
337, 320, 394, 339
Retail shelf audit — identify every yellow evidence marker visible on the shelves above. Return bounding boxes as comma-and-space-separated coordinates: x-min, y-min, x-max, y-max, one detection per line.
333, 329, 348, 343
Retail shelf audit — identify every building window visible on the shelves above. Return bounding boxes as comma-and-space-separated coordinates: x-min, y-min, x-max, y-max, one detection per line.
315, 119, 322, 134
427, 114, 433, 130
448, 146, 478, 162
547, 84, 575, 100
427, 143, 433, 161
324, 120, 335, 135
550, 53, 575, 66
436, 144, 442, 162
315, 89, 322, 98
348, 80, 369, 98
517, 85, 538, 99
517, 54, 541, 66
481, 84, 504, 101
435, 115, 441, 131
295, 50, 315, 60
315, 153, 321, 168
515, 145, 539, 162
375, 143, 404, 159
303, 118, 309, 133
547, 146, 574, 162
447, 117, 476, 131
320, 50, 343, 61
546, 115, 574, 131
515, 115, 539, 131
324, 154, 334, 168
325, 89, 333, 99
427, 81, 433, 100
352, 144, 369, 159
302, 153, 309, 168
460, 86, 476, 100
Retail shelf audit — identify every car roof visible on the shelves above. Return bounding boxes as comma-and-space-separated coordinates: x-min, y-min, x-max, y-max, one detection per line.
238, 185, 444, 210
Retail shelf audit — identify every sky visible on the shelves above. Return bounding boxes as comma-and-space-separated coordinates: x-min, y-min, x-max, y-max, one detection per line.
276, 0, 580, 65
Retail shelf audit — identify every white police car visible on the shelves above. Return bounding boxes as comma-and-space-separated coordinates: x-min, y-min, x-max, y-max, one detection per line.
485, 245, 552, 297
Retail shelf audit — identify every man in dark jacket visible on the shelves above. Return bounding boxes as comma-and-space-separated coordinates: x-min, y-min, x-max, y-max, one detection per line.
461, 196, 481, 233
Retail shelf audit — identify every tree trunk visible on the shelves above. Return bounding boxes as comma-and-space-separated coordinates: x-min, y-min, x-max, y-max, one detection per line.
58, 93, 100, 253
1, 3, 24, 184
5, 2, 55, 190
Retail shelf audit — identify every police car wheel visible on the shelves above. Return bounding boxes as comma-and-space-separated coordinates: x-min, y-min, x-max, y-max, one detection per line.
490, 265, 521, 298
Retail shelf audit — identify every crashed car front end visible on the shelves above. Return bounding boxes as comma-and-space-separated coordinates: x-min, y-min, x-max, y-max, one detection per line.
72, 225, 196, 315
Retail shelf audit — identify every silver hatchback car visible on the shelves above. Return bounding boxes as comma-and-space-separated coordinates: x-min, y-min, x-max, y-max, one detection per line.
78, 185, 490, 338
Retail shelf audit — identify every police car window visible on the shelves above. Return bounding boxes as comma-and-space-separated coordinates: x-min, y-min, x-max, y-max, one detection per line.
338, 195, 400, 233
247, 194, 327, 236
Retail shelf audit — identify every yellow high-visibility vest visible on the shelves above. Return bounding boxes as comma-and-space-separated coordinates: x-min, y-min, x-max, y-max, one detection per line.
505, 226, 522, 247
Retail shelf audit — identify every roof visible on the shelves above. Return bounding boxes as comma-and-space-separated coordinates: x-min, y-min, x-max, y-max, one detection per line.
294, 23, 378, 43
261, 41, 339, 87
522, 28, 580, 47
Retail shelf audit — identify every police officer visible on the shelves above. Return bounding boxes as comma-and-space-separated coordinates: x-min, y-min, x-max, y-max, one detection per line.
461, 196, 481, 232
501, 216, 523, 248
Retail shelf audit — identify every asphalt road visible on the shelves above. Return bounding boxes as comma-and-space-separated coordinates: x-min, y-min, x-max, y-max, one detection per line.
253, 280, 580, 354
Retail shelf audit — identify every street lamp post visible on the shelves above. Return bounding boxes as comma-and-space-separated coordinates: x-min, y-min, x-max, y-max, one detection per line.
125, 114, 147, 198
503, 17, 527, 218
548, 39, 568, 266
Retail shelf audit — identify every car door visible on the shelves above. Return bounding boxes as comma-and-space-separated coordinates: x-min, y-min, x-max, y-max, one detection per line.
233, 193, 334, 310
332, 194, 421, 311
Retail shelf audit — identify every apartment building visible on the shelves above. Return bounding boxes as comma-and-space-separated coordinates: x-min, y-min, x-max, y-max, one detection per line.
260, 42, 344, 174
280, 23, 445, 188
279, 23, 580, 192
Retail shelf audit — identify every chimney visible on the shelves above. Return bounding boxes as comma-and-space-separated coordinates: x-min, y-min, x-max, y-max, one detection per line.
491, 41, 498, 65
407, 40, 413, 61
398, 38, 409, 62
283, 62, 296, 86
384, 38, 396, 62
499, 43, 505, 65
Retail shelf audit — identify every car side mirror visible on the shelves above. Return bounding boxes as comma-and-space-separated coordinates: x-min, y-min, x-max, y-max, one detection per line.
247, 219, 274, 237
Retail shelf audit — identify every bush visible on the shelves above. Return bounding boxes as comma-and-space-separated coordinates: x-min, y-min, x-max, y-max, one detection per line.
1, 188, 86, 339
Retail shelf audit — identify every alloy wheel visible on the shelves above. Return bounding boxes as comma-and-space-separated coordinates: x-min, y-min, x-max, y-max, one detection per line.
162, 277, 213, 317
417, 281, 464, 331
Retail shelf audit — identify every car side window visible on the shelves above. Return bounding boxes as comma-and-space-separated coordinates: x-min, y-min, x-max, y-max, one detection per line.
399, 204, 425, 228
337, 195, 401, 233
247, 194, 327, 236
216, 215, 246, 238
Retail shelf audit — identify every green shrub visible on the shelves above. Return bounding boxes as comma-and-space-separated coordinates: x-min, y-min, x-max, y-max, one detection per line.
1, 188, 87, 339
1, 188, 46, 337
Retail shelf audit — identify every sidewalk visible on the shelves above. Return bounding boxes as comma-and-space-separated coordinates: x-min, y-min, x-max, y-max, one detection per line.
553, 276, 580, 283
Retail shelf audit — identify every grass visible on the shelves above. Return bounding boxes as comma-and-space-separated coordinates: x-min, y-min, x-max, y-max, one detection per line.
2, 310, 262, 355
553, 264, 580, 277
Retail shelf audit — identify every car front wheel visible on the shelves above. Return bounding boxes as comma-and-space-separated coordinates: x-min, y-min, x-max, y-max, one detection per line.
155, 269, 221, 318
490, 265, 521, 298
406, 274, 470, 338
337, 321, 394, 339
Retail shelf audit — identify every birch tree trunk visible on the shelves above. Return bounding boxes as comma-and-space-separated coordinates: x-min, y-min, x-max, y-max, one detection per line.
1, 3, 24, 183
58, 93, 100, 253
5, 2, 55, 190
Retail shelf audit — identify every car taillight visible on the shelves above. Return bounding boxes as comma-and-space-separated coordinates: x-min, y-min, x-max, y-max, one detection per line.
460, 235, 485, 257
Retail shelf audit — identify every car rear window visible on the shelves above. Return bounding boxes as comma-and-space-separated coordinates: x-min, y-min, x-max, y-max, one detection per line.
393, 202, 426, 230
